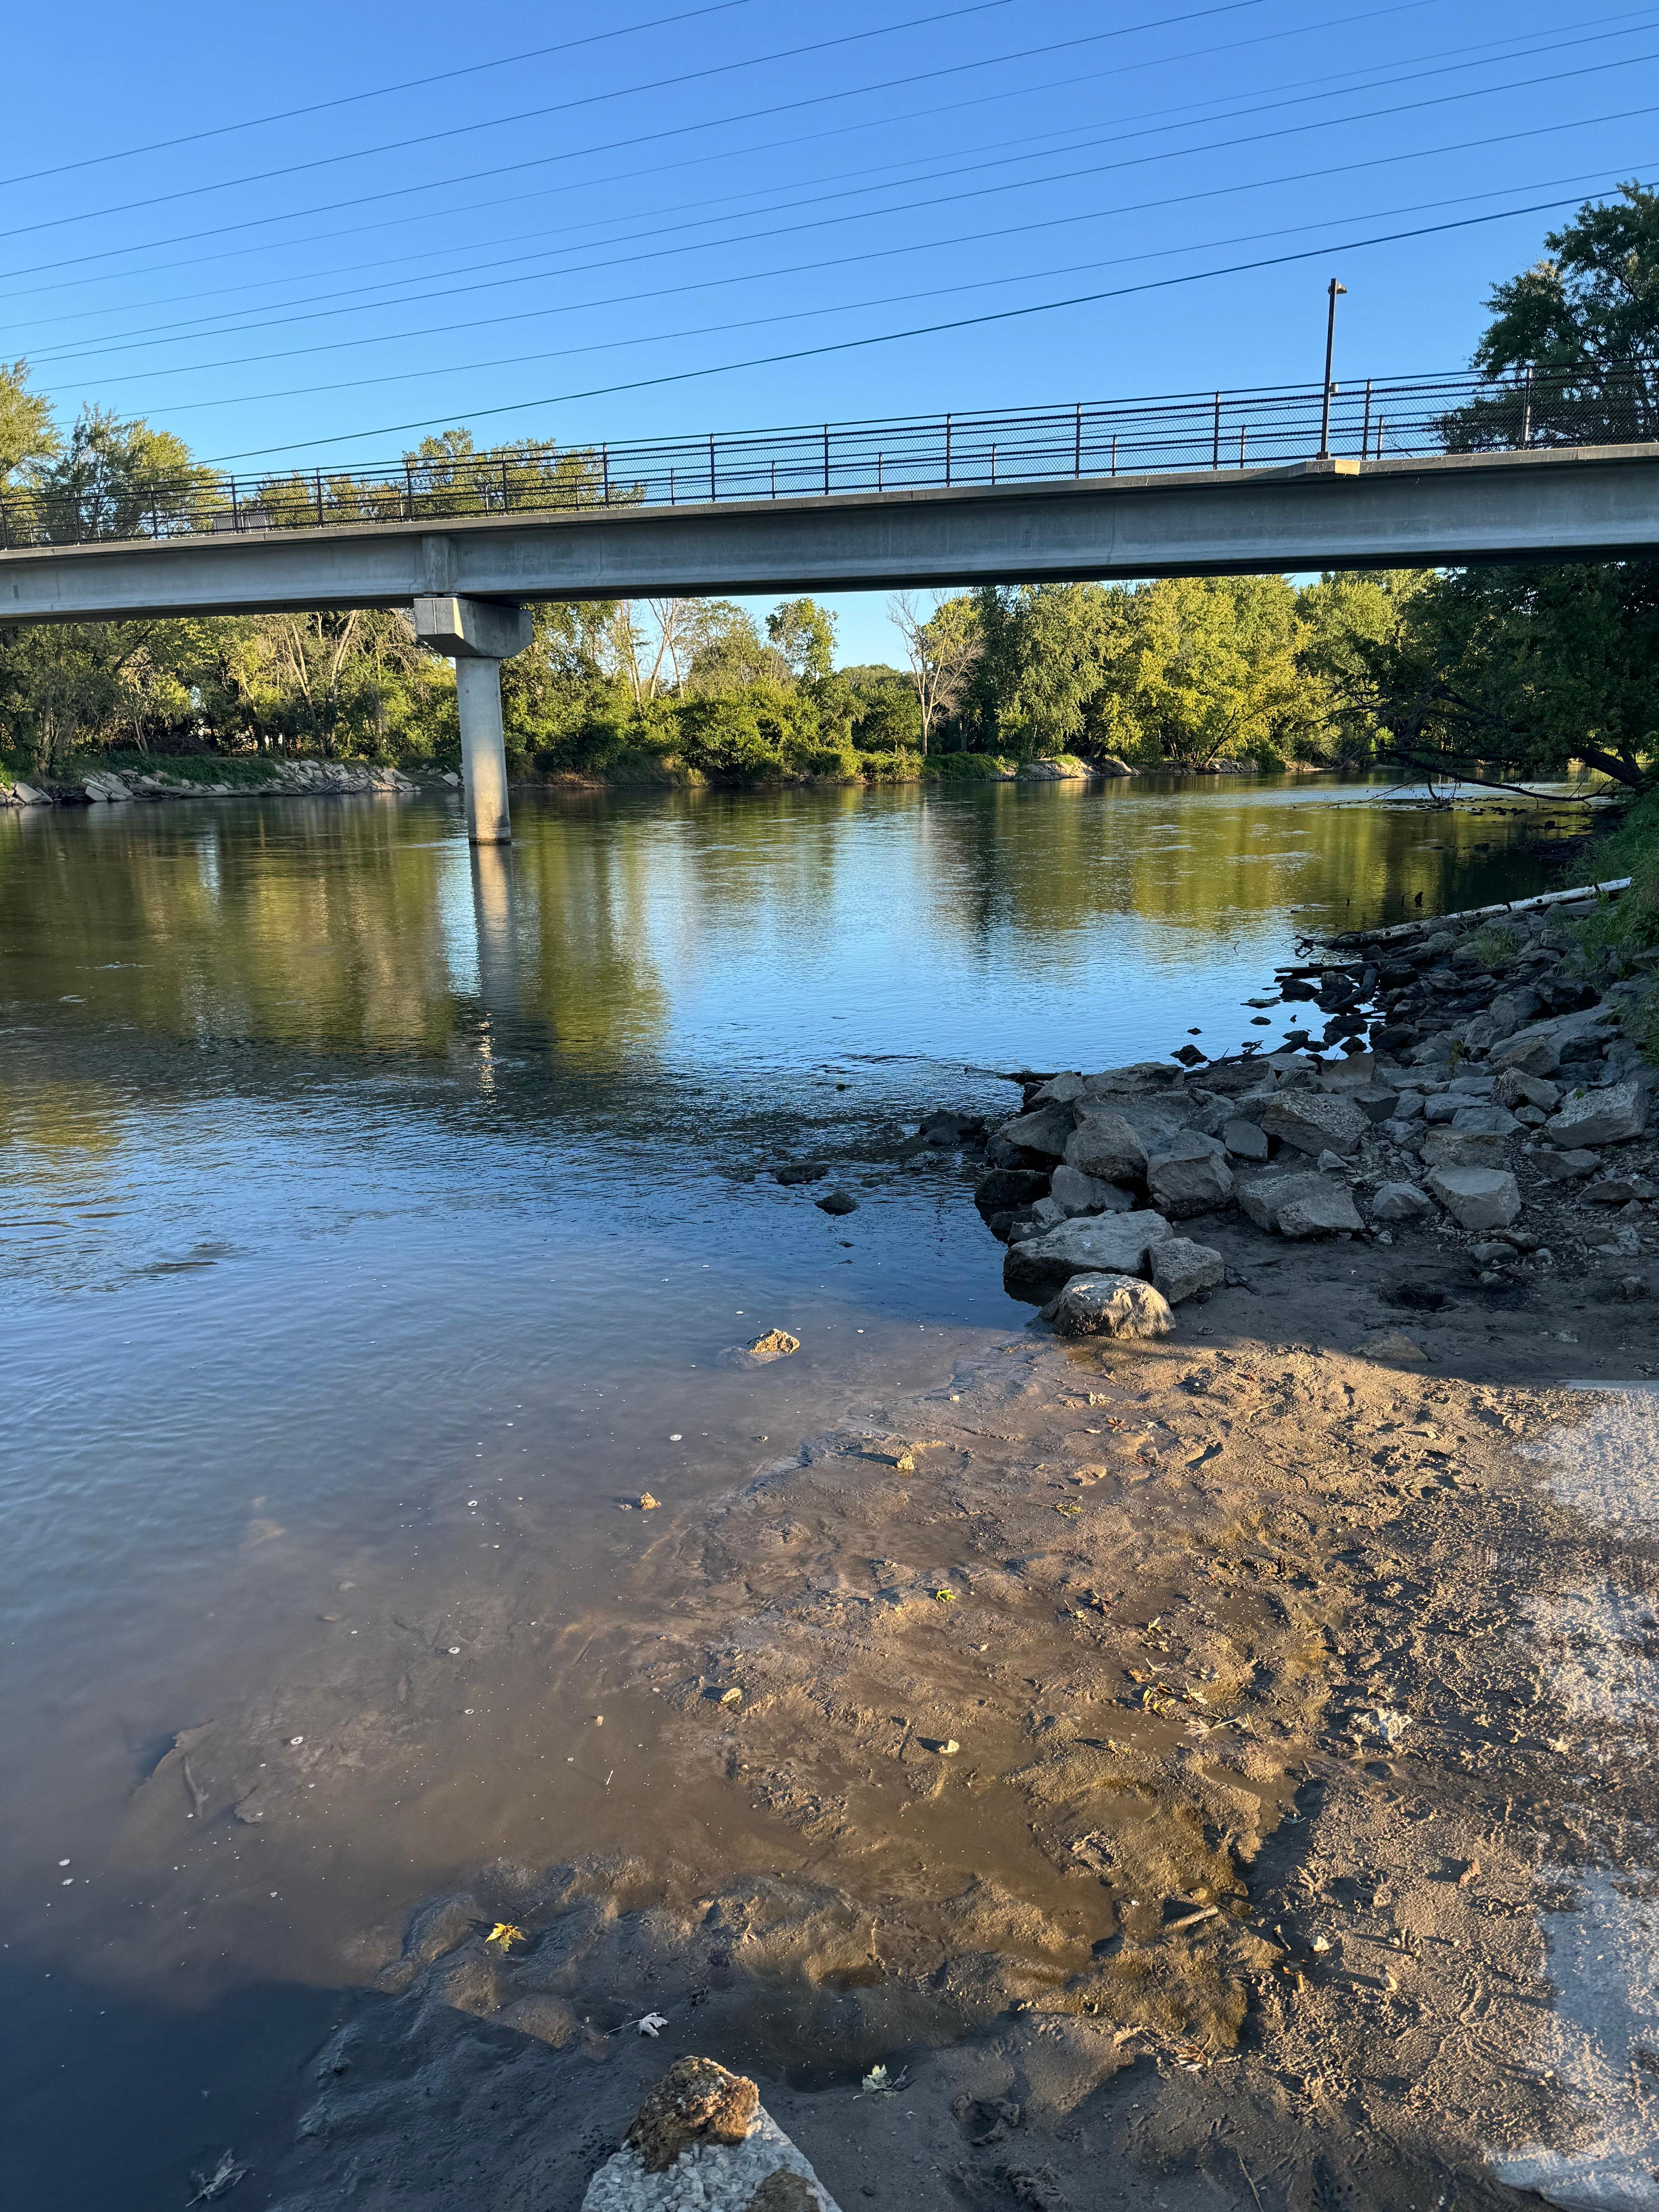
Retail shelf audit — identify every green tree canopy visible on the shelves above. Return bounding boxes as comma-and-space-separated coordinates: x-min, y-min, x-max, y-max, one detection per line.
0, 360, 59, 488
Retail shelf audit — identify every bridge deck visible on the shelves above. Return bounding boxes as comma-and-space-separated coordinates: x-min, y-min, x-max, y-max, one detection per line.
3, 444, 1658, 625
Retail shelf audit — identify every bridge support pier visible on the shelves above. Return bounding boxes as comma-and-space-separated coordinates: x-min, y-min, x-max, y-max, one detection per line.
411, 594, 533, 845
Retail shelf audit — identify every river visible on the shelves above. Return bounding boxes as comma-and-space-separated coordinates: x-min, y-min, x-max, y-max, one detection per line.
0, 771, 1577, 2207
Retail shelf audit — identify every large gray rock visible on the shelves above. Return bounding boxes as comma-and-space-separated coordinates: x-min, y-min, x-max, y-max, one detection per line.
1449, 1103, 1521, 1136
1222, 1117, 1270, 1161
1150, 1237, 1226, 1304
1548, 1079, 1648, 1149
1277, 1183, 1365, 1239
1048, 1163, 1134, 1216
1260, 1089, 1368, 1158
583, 2057, 841, 2212
997, 1101, 1077, 1159
1003, 1210, 1173, 1300
1146, 1133, 1235, 1219
1238, 1170, 1330, 1232
1534, 1147, 1604, 1182
1063, 1111, 1149, 1186
1420, 1127, 1507, 1171
1493, 1068, 1560, 1111
1045, 1272, 1175, 1339
1486, 985, 1543, 1038
1028, 1072, 1087, 1106
1426, 1165, 1522, 1231
1370, 1180, 1434, 1222
1080, 1062, 1184, 1099
1489, 1005, 1614, 1077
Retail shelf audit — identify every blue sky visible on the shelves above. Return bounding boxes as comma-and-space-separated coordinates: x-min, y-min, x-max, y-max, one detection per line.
5, 0, 1656, 660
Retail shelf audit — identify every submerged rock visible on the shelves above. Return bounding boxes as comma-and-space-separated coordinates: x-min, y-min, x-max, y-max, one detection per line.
721, 1329, 802, 1367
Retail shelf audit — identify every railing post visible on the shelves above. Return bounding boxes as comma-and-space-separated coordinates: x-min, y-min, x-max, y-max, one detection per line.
502, 459, 510, 512
770, 458, 777, 498
315, 471, 325, 527
1075, 402, 1082, 477
709, 434, 716, 502
944, 413, 952, 487
1110, 434, 1117, 476
1360, 377, 1372, 460
602, 445, 611, 504
822, 424, 830, 496
1212, 392, 1221, 470
405, 462, 414, 519
1520, 365, 1534, 448
1238, 425, 1247, 467
990, 443, 997, 486
231, 479, 240, 531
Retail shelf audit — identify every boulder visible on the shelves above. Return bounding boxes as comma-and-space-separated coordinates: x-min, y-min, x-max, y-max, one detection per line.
1044, 1273, 1175, 1340
1260, 1089, 1368, 1158
1026, 1197, 1068, 1232
1420, 1127, 1507, 1171
1003, 1211, 1173, 1300
974, 1168, 1050, 1214
997, 1101, 1077, 1159
1548, 1079, 1648, 1149
1487, 986, 1543, 1038
584, 2057, 841, 2212
1146, 1134, 1235, 1219
1048, 1163, 1134, 1217
1027, 1073, 1087, 1106
1489, 1006, 1614, 1077
1449, 1104, 1521, 1136
919, 1109, 986, 1147
1080, 1062, 1183, 1099
1063, 1111, 1149, 1186
1222, 1117, 1270, 1161
1493, 1068, 1560, 1112
1238, 1170, 1331, 1232
1426, 1166, 1522, 1231
1277, 1184, 1365, 1239
1150, 1237, 1226, 1304
1370, 1180, 1434, 1223
1534, 1148, 1604, 1183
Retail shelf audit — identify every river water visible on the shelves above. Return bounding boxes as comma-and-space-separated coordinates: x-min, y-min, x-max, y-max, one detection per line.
0, 773, 1573, 2205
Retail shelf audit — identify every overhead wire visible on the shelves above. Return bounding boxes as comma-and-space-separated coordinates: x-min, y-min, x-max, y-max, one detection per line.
143, 159, 1647, 423
0, 0, 1218, 243
201, 184, 1642, 464
0, 0, 769, 190
32, 46, 1659, 385
0, 0, 1302, 281
17, 3, 1647, 360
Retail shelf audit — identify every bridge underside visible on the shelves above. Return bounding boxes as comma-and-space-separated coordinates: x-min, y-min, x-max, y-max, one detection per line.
3, 445, 1658, 627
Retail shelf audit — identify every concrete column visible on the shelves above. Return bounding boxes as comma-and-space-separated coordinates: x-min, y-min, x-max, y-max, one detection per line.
410, 594, 533, 847
455, 658, 512, 844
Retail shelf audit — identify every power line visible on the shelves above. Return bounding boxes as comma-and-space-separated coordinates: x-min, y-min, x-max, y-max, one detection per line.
144, 163, 1642, 423
0, 0, 1442, 311
202, 186, 1627, 464
0, 1, 1059, 242
0, 2, 768, 191
21, 5, 1642, 361
34, 50, 1657, 384
0, 0, 1284, 280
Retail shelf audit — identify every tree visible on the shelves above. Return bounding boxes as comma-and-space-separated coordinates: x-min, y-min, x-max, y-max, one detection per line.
1441, 182, 1659, 449
1367, 561, 1659, 791
766, 597, 836, 682
32, 405, 220, 542
887, 591, 979, 754
681, 602, 788, 694
0, 360, 58, 488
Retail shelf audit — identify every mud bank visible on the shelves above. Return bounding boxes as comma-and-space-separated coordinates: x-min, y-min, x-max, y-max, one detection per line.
200, 881, 1659, 2212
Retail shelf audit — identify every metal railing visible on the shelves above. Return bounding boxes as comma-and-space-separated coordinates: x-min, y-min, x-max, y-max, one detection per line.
3, 365, 1657, 551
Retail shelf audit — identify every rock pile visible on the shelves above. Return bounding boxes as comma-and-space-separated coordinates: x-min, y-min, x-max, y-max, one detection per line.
963, 886, 1658, 1327
0, 760, 420, 806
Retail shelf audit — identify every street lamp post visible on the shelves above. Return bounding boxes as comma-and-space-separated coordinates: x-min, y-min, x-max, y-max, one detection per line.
1319, 279, 1347, 458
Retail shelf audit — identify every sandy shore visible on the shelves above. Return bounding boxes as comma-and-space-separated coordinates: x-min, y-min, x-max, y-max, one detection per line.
151, 885, 1659, 2211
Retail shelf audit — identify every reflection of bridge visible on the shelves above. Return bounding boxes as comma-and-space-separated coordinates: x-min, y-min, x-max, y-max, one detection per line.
3, 374, 1657, 845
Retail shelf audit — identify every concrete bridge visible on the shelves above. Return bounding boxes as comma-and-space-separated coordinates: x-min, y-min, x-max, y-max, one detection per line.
4, 439, 1657, 843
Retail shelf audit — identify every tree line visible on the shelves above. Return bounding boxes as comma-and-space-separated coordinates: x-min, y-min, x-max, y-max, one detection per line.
3, 185, 1657, 792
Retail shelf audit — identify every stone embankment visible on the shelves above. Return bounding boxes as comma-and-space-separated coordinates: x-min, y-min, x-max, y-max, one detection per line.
963, 881, 1658, 1335
0, 759, 420, 806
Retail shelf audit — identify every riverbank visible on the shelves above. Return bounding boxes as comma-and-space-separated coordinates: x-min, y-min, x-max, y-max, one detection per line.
0, 748, 1303, 808
242, 876, 1659, 2211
